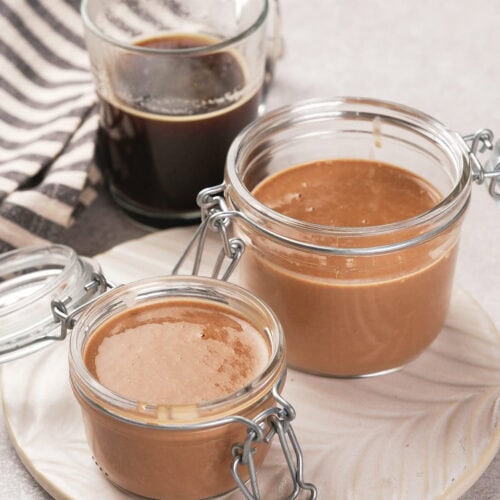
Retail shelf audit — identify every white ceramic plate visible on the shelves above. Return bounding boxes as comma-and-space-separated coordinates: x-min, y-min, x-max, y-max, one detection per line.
1, 228, 499, 499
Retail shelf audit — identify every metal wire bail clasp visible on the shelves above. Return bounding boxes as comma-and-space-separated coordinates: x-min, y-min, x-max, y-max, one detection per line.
231, 383, 317, 500
463, 129, 500, 200
172, 184, 244, 281
50, 272, 113, 340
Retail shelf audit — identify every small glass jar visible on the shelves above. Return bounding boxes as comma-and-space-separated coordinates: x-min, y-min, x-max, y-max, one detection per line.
69, 276, 286, 499
0, 249, 316, 499
184, 97, 499, 378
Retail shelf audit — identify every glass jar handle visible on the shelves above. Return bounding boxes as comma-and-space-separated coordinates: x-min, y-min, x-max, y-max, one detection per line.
463, 129, 500, 200
262, 0, 284, 103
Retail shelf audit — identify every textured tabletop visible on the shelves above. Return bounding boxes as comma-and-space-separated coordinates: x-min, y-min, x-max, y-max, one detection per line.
1, 0, 499, 498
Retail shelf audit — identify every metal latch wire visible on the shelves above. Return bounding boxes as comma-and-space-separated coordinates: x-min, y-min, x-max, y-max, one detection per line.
463, 129, 500, 200
50, 272, 115, 340
172, 184, 245, 281
230, 384, 317, 500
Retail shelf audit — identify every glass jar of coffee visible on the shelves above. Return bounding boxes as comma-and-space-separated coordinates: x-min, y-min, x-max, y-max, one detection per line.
175, 97, 500, 378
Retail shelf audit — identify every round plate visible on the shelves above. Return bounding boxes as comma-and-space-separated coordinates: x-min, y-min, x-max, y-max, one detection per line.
1, 227, 499, 499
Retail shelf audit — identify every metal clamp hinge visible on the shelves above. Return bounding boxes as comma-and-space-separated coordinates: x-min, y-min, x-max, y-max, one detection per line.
50, 272, 113, 340
172, 184, 245, 281
463, 129, 500, 200
231, 386, 317, 500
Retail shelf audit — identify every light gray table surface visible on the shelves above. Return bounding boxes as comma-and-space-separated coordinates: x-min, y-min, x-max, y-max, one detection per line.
1, 0, 499, 498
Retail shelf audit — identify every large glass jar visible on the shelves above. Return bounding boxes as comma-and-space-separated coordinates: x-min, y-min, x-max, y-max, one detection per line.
188, 97, 496, 377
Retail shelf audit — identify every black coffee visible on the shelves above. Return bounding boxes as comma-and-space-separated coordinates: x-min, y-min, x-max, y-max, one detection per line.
96, 33, 261, 227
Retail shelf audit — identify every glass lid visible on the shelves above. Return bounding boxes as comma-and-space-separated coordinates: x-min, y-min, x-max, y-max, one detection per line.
0, 245, 103, 363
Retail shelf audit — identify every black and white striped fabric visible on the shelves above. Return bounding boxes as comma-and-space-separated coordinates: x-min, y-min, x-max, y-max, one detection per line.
0, 0, 100, 253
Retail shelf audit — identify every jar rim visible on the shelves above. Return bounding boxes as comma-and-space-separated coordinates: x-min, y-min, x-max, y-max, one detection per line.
0, 245, 102, 363
81, 0, 269, 56
69, 275, 285, 428
225, 97, 472, 253
0, 244, 78, 316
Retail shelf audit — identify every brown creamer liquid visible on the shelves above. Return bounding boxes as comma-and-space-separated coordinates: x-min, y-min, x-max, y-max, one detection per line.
242, 159, 459, 376
84, 299, 269, 404
78, 299, 273, 499
253, 160, 440, 227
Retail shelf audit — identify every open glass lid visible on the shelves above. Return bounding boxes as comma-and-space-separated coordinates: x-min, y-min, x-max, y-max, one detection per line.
0, 245, 106, 363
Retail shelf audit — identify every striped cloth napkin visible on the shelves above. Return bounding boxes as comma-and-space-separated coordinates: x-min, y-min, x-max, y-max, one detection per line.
0, 0, 100, 253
